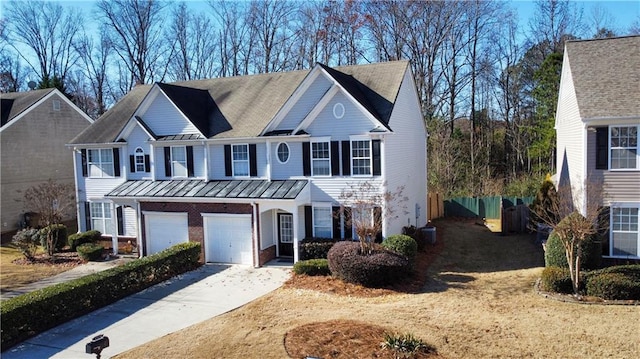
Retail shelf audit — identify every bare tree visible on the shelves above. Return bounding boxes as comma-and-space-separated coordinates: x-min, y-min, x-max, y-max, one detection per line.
3, 0, 82, 86
23, 180, 76, 257
527, 0, 584, 57
74, 28, 112, 116
247, 0, 296, 73
210, 0, 254, 77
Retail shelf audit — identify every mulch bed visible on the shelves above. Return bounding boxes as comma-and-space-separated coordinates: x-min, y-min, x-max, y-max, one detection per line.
12, 251, 85, 268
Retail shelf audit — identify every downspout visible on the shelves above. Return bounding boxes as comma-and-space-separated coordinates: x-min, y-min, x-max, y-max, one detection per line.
252, 202, 259, 268
136, 199, 144, 258
110, 202, 118, 256
71, 147, 82, 233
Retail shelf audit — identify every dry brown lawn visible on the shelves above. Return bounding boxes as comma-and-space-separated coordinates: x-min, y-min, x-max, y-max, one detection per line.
114, 219, 639, 359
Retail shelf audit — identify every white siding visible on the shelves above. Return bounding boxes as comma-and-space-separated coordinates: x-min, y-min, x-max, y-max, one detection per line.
127, 125, 153, 180
209, 144, 226, 179
383, 69, 427, 234
276, 74, 332, 131
142, 93, 200, 136
255, 142, 268, 178
123, 206, 137, 237
260, 210, 275, 249
271, 141, 303, 179
305, 91, 376, 139
75, 150, 126, 201
310, 178, 384, 203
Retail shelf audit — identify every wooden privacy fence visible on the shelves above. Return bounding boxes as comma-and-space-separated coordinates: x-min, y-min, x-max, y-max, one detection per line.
427, 192, 444, 220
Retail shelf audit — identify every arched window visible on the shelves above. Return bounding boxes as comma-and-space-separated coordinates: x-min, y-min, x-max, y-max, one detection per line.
135, 147, 145, 172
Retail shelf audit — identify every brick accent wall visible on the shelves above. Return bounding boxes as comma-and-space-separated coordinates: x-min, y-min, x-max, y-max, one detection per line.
140, 202, 253, 264
259, 245, 277, 265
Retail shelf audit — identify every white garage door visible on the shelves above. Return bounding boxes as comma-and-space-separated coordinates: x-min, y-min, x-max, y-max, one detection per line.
204, 214, 253, 265
144, 212, 189, 255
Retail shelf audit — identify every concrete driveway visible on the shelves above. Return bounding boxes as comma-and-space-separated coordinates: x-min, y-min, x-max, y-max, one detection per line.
2, 264, 291, 359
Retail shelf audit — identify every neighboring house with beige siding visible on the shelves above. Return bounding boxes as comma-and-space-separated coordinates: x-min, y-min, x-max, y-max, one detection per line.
555, 36, 640, 260
1, 89, 93, 238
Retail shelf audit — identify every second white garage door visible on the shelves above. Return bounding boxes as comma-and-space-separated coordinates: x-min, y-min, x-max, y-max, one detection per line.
203, 214, 253, 265
144, 212, 189, 255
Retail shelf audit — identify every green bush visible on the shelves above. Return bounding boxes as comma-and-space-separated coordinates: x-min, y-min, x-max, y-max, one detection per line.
381, 332, 435, 357
40, 224, 68, 252
544, 230, 601, 270
327, 241, 410, 287
0, 242, 201, 351
585, 272, 640, 300
382, 234, 417, 262
299, 238, 337, 260
293, 259, 330, 276
68, 230, 102, 251
76, 243, 104, 261
540, 266, 574, 294
12, 228, 45, 261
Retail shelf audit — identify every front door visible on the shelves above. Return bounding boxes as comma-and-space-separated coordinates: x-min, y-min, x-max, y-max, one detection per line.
278, 213, 293, 257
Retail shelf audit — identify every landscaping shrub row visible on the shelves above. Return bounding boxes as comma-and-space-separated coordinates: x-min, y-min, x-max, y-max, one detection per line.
0, 242, 202, 350
540, 264, 640, 300
293, 258, 331, 276
68, 230, 102, 251
299, 237, 339, 260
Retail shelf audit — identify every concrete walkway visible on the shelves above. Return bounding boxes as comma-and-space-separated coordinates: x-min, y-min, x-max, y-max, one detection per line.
2, 263, 291, 359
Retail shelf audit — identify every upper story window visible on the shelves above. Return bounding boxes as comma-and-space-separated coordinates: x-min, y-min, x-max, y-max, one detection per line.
134, 147, 145, 172
610, 126, 638, 170
88, 149, 114, 177
276, 142, 290, 164
351, 140, 371, 176
171, 146, 188, 177
232, 144, 249, 176
52, 100, 61, 111
311, 141, 330, 176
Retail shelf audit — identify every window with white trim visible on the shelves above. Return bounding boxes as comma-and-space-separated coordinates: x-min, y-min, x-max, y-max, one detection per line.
351, 140, 372, 176
351, 205, 374, 239
311, 141, 330, 176
90, 202, 112, 235
611, 207, 639, 257
171, 146, 188, 177
135, 147, 145, 172
610, 126, 638, 169
313, 206, 332, 238
88, 149, 114, 177
276, 142, 289, 164
232, 144, 249, 176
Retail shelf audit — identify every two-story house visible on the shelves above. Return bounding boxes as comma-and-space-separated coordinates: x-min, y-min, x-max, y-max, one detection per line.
1, 88, 93, 239
555, 36, 640, 260
68, 61, 427, 266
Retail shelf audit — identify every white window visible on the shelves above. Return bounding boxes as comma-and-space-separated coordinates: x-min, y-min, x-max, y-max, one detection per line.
611, 207, 639, 257
232, 144, 249, 176
276, 142, 289, 164
135, 147, 145, 172
88, 149, 114, 177
351, 140, 371, 176
90, 202, 112, 235
171, 146, 188, 177
610, 126, 638, 170
311, 141, 330, 176
313, 206, 332, 238
351, 206, 374, 239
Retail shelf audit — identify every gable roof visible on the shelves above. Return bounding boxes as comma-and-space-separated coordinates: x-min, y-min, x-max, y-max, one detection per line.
156, 83, 216, 138
565, 35, 640, 119
1, 89, 55, 127
70, 61, 409, 145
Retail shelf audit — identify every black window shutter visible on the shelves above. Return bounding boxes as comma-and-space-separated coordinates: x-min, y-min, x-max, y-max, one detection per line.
186, 146, 194, 177
224, 145, 232, 176
113, 148, 120, 177
249, 144, 258, 177
374, 206, 383, 242
332, 206, 341, 239
84, 202, 92, 231
372, 139, 381, 176
81, 149, 88, 177
129, 155, 136, 173
341, 141, 351, 176
344, 207, 352, 239
164, 147, 171, 177
304, 206, 313, 238
144, 155, 150, 172
596, 127, 608, 170
331, 141, 340, 176
598, 206, 611, 257
116, 206, 124, 236
302, 142, 311, 176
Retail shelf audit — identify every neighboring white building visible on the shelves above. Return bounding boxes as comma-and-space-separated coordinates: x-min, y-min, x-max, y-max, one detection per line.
555, 36, 640, 260
68, 61, 428, 266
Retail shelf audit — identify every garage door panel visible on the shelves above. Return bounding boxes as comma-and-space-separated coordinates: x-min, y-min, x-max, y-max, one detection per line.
145, 212, 189, 255
204, 215, 252, 265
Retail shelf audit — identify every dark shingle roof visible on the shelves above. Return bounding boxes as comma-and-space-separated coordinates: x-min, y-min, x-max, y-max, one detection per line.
70, 61, 409, 144
565, 35, 640, 119
1, 89, 55, 127
156, 83, 216, 137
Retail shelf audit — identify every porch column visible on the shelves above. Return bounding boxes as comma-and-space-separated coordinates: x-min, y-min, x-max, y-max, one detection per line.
292, 207, 299, 263
110, 202, 118, 255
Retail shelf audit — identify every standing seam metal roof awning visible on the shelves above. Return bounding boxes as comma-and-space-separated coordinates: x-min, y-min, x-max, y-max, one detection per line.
106, 180, 308, 200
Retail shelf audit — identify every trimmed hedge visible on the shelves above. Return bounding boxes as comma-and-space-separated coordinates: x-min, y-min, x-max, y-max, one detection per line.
540, 266, 574, 294
544, 230, 601, 270
585, 265, 640, 300
299, 238, 337, 260
327, 241, 410, 287
0, 242, 201, 350
382, 235, 417, 262
40, 224, 68, 252
76, 243, 104, 261
68, 230, 102, 251
293, 259, 331, 276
